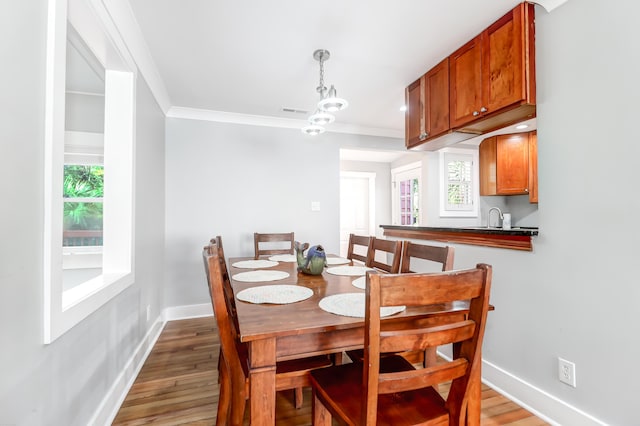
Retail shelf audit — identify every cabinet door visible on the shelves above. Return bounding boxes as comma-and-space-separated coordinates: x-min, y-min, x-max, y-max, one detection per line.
483, 4, 526, 114
405, 77, 424, 148
496, 133, 529, 194
424, 58, 450, 139
449, 35, 483, 128
479, 136, 497, 196
528, 130, 538, 203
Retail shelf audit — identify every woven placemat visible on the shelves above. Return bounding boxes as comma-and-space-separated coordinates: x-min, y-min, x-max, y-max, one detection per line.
318, 293, 405, 318
267, 254, 297, 262
326, 257, 350, 265
232, 270, 290, 283
351, 276, 366, 289
236, 285, 313, 304
232, 259, 278, 269
325, 265, 374, 277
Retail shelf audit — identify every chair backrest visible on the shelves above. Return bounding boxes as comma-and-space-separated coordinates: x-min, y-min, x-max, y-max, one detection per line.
400, 241, 455, 273
254, 232, 295, 259
346, 234, 372, 265
367, 237, 402, 273
203, 240, 244, 378
362, 264, 492, 424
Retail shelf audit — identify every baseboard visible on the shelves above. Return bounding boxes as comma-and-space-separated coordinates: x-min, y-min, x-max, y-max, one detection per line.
162, 302, 213, 321
89, 316, 165, 426
480, 359, 606, 426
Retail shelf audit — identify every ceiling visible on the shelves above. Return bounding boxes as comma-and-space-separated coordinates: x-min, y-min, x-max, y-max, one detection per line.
126, 0, 547, 139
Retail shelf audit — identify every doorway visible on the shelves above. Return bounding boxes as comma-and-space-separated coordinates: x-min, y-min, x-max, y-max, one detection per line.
339, 172, 376, 257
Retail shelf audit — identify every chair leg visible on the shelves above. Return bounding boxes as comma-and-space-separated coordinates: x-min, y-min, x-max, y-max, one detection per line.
216, 354, 231, 426
312, 391, 332, 426
230, 373, 247, 426
294, 387, 304, 409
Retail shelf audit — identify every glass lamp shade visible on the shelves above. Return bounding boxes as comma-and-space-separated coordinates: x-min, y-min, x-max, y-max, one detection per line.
318, 85, 348, 112
308, 110, 335, 126
301, 124, 325, 136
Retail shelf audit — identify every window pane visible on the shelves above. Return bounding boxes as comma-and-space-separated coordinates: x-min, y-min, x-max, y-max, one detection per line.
63, 202, 103, 246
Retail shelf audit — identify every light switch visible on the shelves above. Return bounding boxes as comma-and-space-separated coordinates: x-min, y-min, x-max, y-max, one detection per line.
311, 201, 321, 212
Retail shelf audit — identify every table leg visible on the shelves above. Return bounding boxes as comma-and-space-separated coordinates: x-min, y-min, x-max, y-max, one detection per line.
249, 338, 277, 426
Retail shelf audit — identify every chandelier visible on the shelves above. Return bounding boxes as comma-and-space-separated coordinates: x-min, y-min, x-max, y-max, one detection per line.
302, 49, 348, 136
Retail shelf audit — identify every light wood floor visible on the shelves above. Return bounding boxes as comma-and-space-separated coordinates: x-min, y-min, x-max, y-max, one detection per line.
112, 317, 548, 425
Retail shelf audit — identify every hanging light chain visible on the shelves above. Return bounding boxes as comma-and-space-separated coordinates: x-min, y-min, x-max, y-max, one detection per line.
317, 52, 327, 97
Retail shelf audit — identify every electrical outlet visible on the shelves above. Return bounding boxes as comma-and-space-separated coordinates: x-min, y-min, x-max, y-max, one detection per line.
558, 357, 576, 387
146, 305, 151, 322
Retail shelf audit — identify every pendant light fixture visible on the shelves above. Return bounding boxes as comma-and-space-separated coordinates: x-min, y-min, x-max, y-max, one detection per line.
302, 49, 348, 135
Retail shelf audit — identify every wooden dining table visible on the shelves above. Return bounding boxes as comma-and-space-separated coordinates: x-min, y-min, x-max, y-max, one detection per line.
229, 255, 485, 425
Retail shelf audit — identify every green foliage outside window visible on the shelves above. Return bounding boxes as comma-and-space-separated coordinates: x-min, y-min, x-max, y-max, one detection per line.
63, 165, 104, 231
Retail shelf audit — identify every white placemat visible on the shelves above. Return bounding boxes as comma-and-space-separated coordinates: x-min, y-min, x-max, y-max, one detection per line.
352, 276, 366, 289
232, 259, 278, 269
236, 285, 313, 304
268, 254, 297, 262
319, 293, 406, 318
326, 257, 350, 265
232, 270, 290, 283
326, 265, 374, 277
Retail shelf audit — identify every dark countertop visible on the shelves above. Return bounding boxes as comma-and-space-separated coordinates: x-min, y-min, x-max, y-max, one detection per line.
380, 225, 538, 236
380, 225, 539, 251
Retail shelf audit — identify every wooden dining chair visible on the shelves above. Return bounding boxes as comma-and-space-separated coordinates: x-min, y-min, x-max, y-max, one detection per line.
367, 237, 402, 274
203, 240, 332, 425
253, 232, 295, 259
310, 264, 492, 426
346, 233, 372, 265
400, 240, 455, 273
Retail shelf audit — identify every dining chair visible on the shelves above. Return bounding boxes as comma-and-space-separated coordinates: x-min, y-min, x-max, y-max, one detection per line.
203, 240, 332, 425
346, 233, 372, 265
253, 232, 295, 259
367, 237, 402, 274
310, 264, 492, 426
400, 240, 455, 273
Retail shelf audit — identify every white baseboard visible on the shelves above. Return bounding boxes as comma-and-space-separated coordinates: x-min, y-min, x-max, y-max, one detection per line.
162, 302, 213, 321
481, 359, 607, 426
89, 316, 165, 426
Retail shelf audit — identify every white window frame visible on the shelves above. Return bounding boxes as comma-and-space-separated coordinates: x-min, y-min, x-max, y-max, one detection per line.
44, 0, 136, 343
391, 162, 422, 226
439, 148, 479, 218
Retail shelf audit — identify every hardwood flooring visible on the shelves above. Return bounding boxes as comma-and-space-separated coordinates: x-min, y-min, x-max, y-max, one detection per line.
112, 317, 548, 425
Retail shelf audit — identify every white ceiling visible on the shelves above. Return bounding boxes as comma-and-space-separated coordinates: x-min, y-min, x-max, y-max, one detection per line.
127, 0, 554, 139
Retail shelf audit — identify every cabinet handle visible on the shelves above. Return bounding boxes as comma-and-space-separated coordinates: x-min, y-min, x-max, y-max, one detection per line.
473, 111, 480, 116
480, 107, 488, 113
419, 132, 428, 140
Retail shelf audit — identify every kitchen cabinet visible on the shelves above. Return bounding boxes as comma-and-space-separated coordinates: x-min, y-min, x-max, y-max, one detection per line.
405, 58, 449, 148
449, 2, 536, 131
479, 130, 537, 201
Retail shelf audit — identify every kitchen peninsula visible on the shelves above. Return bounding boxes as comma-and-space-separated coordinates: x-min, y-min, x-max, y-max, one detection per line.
381, 225, 538, 251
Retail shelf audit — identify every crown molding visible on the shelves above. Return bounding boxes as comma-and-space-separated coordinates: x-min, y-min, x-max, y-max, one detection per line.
167, 106, 403, 139
535, 0, 570, 13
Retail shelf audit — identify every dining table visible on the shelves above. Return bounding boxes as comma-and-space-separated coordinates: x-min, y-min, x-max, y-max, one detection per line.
228, 254, 486, 425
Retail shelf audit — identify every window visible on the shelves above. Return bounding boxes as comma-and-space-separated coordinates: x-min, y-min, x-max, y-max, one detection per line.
44, 0, 136, 343
439, 149, 478, 217
392, 163, 421, 225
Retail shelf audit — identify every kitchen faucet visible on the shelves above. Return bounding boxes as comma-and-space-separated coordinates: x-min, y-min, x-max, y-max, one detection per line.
487, 207, 504, 228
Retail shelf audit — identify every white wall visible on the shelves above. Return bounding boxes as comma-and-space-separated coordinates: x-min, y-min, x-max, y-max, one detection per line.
0, 3, 166, 425
164, 119, 403, 307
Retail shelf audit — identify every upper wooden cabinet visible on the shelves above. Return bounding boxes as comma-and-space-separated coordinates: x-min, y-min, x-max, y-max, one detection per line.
450, 2, 536, 130
405, 2, 536, 151
405, 58, 450, 149
479, 130, 537, 203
